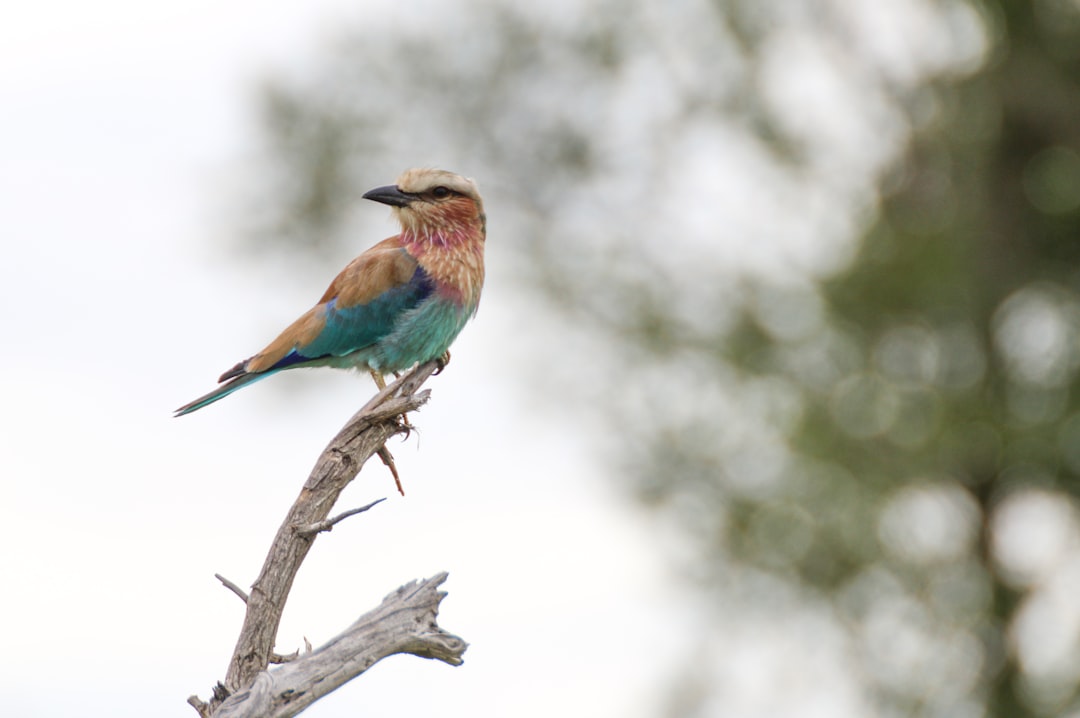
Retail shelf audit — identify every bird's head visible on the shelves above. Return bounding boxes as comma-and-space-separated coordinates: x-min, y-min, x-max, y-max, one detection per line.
363, 168, 485, 241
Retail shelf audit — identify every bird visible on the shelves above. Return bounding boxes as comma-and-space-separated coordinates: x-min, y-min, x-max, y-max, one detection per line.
175, 168, 486, 417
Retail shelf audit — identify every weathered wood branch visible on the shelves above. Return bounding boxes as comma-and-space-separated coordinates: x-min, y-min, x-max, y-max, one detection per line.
210, 573, 466, 718
215, 574, 248, 601
190, 359, 464, 717
293, 498, 387, 537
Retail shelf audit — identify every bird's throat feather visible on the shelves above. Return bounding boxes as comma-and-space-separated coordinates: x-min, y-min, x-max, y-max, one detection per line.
403, 225, 484, 311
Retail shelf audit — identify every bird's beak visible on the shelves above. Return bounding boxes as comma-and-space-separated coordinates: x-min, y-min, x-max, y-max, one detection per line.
363, 185, 415, 208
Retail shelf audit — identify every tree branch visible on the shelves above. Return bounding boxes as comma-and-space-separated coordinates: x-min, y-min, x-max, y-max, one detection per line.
292, 498, 387, 537
211, 573, 466, 718
191, 359, 454, 716
215, 574, 250, 604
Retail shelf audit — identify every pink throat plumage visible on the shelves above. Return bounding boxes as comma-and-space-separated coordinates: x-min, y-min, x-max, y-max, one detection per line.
402, 217, 485, 311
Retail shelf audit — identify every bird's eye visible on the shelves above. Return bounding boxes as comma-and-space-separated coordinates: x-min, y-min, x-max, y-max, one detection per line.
431, 186, 451, 199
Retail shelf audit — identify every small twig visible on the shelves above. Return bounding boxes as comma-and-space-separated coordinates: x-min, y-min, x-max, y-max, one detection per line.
377, 446, 404, 495
293, 498, 387, 537
186, 695, 210, 718
215, 574, 249, 604
269, 649, 299, 665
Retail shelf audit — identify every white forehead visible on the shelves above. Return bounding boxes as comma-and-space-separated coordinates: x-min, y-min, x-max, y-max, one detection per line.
396, 168, 479, 199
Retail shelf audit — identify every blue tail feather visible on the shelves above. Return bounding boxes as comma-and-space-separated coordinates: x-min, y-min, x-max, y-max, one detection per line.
174, 371, 276, 417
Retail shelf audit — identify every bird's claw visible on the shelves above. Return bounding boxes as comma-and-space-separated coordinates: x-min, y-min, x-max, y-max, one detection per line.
434, 350, 451, 375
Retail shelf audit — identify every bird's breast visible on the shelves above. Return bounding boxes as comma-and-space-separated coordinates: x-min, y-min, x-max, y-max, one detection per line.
409, 235, 484, 311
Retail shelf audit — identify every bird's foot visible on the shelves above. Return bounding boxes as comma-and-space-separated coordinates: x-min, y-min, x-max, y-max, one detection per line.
369, 368, 387, 391
434, 350, 451, 375
373, 368, 413, 429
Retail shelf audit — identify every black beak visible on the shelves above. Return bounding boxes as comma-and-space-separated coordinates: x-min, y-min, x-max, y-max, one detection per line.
363, 184, 415, 208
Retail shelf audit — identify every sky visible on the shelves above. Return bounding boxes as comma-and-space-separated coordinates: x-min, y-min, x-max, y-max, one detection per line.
0, 2, 689, 717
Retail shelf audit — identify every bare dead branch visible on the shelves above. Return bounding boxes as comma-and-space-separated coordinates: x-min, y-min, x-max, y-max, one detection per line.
187, 695, 210, 718
190, 682, 230, 713
190, 359, 450, 716
269, 650, 299, 665
215, 574, 249, 604
212, 574, 466, 718
293, 498, 387, 537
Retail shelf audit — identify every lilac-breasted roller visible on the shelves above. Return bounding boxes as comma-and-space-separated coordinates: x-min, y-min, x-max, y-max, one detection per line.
175, 168, 486, 417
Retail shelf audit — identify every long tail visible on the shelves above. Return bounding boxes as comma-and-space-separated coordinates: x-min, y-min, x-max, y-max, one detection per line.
174, 371, 275, 417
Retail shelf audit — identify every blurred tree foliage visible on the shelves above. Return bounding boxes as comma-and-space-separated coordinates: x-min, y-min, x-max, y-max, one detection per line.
239, 0, 1080, 715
